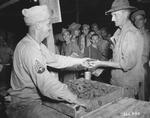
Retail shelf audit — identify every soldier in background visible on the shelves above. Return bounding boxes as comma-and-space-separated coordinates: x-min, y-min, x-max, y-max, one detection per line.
131, 10, 150, 100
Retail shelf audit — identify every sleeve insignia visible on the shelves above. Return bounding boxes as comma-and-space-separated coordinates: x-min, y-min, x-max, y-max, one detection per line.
34, 60, 45, 74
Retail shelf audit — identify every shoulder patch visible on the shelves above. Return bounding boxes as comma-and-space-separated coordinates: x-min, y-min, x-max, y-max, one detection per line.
34, 60, 45, 74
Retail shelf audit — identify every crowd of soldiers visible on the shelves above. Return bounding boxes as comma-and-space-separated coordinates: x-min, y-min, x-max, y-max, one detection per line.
55, 23, 112, 60
54, 23, 113, 83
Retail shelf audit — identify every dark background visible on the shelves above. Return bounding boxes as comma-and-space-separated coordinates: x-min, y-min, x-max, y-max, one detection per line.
0, 0, 149, 42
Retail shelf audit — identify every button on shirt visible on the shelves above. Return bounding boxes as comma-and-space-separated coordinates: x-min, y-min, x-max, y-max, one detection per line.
10, 34, 84, 103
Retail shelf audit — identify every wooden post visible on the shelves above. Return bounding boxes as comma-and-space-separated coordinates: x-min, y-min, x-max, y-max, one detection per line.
39, 0, 62, 53
47, 25, 55, 53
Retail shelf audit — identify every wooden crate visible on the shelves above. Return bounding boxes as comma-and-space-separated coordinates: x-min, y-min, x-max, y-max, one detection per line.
44, 82, 124, 118
81, 97, 150, 118
43, 102, 82, 118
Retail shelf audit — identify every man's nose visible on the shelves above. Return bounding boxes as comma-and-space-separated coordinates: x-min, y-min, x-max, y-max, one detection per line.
111, 16, 114, 21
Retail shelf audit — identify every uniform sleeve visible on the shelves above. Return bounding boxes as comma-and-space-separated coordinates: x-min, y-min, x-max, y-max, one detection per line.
23, 48, 78, 103
41, 44, 84, 69
120, 31, 138, 71
52, 54, 85, 68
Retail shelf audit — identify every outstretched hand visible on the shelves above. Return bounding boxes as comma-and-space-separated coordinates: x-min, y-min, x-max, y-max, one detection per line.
80, 58, 97, 69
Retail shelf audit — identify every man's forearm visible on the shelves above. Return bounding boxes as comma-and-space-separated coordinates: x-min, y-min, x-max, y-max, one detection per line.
88, 60, 122, 69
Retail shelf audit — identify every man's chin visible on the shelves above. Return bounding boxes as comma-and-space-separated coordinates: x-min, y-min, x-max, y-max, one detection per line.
115, 23, 118, 27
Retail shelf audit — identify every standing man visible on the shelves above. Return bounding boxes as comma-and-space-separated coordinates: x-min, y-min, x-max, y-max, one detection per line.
131, 10, 150, 100
6, 5, 92, 118
100, 0, 145, 98
84, 33, 101, 60
79, 24, 90, 54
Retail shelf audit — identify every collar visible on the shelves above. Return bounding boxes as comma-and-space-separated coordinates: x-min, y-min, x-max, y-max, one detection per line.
91, 44, 97, 49
139, 28, 149, 34
121, 20, 133, 32
26, 34, 41, 50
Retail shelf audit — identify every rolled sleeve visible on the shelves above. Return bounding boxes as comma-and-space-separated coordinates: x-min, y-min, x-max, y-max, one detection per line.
120, 32, 137, 71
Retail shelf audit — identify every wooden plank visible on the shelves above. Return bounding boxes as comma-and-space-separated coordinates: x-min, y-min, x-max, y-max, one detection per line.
81, 98, 136, 118
82, 98, 150, 118
101, 99, 137, 118
43, 102, 76, 117
120, 100, 150, 118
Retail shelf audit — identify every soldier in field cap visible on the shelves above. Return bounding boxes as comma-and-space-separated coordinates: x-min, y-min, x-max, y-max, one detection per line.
90, 0, 146, 99
6, 5, 94, 118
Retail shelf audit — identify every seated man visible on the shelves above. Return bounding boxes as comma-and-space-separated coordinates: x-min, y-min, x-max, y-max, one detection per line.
6, 5, 93, 118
